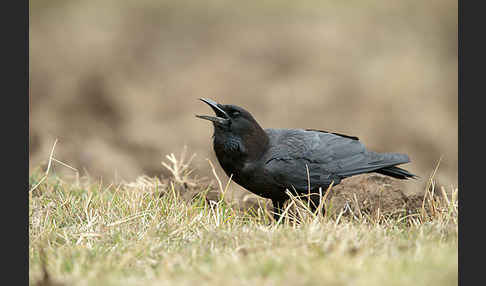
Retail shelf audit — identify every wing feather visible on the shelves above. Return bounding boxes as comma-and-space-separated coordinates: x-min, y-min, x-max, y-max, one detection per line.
264, 129, 410, 191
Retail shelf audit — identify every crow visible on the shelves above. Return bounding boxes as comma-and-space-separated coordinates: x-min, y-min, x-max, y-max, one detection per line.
196, 98, 416, 221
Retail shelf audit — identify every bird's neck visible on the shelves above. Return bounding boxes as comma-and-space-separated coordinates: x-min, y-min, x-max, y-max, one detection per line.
213, 127, 269, 163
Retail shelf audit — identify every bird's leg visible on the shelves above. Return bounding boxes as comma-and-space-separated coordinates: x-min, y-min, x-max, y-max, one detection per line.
271, 198, 287, 222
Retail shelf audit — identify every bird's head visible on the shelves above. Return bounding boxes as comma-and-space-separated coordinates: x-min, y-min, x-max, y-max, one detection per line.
196, 98, 261, 134
196, 98, 268, 158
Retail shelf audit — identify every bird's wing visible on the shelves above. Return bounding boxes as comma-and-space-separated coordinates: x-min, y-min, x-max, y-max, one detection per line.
264, 129, 410, 191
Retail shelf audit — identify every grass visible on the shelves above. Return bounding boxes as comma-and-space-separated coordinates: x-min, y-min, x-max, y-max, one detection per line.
29, 150, 458, 286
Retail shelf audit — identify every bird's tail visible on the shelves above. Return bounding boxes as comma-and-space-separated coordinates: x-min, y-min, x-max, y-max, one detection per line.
375, 166, 417, 180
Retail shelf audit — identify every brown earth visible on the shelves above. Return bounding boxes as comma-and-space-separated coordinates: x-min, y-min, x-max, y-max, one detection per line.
30, 0, 458, 200
233, 174, 430, 218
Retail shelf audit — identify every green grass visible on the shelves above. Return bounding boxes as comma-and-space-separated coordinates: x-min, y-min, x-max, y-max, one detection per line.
29, 152, 457, 286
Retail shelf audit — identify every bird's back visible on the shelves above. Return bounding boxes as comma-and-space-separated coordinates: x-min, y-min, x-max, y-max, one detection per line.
264, 128, 365, 163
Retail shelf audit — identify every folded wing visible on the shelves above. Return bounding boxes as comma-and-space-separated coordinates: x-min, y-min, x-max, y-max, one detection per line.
264, 129, 411, 191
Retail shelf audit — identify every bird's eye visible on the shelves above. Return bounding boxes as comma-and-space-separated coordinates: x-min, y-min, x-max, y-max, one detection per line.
232, 111, 241, 117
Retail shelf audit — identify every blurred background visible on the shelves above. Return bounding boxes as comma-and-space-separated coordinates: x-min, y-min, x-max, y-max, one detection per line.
29, 0, 457, 192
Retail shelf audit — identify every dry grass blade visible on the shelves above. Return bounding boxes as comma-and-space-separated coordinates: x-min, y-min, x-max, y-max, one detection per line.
45, 138, 58, 176
207, 159, 223, 194
305, 164, 311, 193
50, 158, 78, 173
221, 174, 233, 203
322, 182, 334, 214
161, 147, 197, 187
440, 186, 450, 206
353, 193, 363, 220
421, 156, 442, 220
273, 196, 296, 227
106, 211, 151, 227
29, 139, 57, 192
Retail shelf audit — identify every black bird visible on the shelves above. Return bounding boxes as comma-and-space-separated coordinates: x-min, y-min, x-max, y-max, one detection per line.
196, 98, 416, 221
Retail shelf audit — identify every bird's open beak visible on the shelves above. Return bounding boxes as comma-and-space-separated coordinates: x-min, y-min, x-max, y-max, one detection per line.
196, 98, 230, 125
